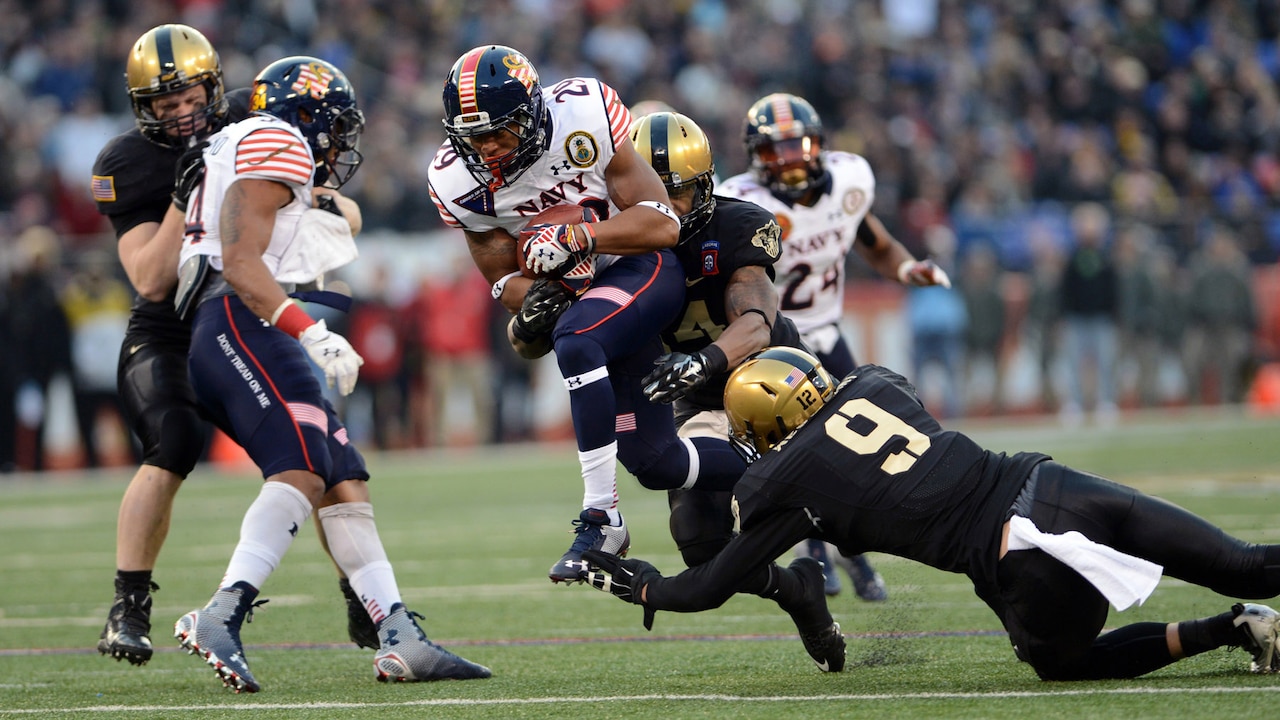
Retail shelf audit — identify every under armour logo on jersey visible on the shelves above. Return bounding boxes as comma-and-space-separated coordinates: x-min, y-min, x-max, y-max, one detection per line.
289, 522, 299, 537
548, 160, 572, 176
567, 377, 583, 388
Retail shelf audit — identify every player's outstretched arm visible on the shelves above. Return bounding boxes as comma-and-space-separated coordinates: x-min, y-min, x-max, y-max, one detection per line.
855, 213, 950, 288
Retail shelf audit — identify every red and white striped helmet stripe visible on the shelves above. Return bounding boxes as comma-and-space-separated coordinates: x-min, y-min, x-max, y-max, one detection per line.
770, 95, 796, 133
455, 47, 486, 116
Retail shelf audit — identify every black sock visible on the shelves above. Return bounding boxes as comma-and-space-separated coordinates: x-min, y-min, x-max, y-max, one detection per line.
115, 570, 153, 597
1177, 611, 1237, 656
1086, 622, 1177, 679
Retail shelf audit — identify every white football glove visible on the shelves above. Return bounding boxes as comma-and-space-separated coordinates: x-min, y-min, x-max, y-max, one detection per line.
522, 224, 595, 276
898, 259, 952, 288
298, 319, 364, 396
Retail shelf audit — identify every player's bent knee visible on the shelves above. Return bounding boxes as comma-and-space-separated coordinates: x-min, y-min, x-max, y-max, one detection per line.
148, 408, 208, 478
619, 437, 686, 491
551, 332, 604, 375
668, 489, 734, 566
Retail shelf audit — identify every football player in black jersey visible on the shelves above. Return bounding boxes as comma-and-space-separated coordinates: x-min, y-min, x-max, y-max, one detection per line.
91, 24, 375, 666
628, 111, 807, 568
586, 347, 1280, 679
617, 112, 845, 672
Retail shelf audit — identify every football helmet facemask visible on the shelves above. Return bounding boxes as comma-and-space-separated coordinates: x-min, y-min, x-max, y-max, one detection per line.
250, 56, 365, 188
442, 45, 548, 189
743, 93, 827, 202
126, 24, 228, 148
724, 346, 835, 462
629, 111, 716, 243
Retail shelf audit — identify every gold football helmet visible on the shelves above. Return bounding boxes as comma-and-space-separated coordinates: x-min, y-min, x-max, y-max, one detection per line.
126, 24, 227, 147
724, 347, 835, 461
629, 111, 715, 242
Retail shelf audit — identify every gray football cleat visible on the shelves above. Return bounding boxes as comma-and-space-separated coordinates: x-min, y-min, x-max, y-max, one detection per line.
373, 604, 491, 682
1233, 602, 1280, 673
548, 508, 630, 583
174, 582, 265, 693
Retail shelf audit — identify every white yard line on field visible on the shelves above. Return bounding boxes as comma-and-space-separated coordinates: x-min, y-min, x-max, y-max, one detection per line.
3, 687, 1280, 714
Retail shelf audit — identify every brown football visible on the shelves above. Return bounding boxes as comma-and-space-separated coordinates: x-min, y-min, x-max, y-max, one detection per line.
517, 204, 599, 277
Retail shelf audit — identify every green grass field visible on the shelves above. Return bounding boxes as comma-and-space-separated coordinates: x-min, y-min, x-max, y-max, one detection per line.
4, 408, 1280, 719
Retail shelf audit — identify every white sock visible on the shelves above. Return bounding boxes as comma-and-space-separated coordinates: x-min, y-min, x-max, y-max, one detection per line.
220, 481, 312, 590
318, 502, 401, 625
579, 441, 619, 520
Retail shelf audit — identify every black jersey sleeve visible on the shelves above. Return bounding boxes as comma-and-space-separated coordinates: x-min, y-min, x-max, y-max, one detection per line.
644, 506, 817, 612
92, 131, 178, 237
711, 196, 783, 278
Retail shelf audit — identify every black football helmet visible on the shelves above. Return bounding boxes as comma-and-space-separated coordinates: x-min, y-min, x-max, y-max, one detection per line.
724, 346, 835, 462
441, 45, 548, 188
743, 93, 827, 202
629, 111, 715, 243
126, 24, 228, 148
250, 56, 365, 188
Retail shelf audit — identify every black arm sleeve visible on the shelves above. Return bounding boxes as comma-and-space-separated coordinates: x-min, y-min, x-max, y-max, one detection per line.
645, 508, 817, 613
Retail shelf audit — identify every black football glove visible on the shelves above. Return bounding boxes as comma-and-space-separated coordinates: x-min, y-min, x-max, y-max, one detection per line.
511, 277, 574, 344
642, 350, 727, 404
583, 549, 660, 630
315, 193, 345, 217
171, 140, 209, 213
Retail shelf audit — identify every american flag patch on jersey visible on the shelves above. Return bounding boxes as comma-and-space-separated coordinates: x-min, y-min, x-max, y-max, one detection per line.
783, 368, 805, 388
287, 402, 329, 433
91, 175, 116, 202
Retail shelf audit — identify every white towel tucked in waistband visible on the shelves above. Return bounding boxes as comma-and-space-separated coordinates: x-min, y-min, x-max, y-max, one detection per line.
274, 207, 358, 284
1006, 515, 1163, 611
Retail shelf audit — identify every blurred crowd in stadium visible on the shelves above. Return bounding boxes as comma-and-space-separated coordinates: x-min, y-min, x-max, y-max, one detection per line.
2, 0, 1280, 472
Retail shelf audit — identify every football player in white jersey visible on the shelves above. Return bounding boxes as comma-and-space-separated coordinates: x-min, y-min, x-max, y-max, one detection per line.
174, 56, 490, 692
719, 93, 952, 603
429, 45, 750, 584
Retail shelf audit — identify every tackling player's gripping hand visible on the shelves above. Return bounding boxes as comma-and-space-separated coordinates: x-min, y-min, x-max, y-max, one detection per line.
511, 277, 575, 343
642, 347, 728, 404
897, 258, 952, 289
583, 550, 660, 631
171, 140, 209, 213
522, 223, 595, 277
273, 300, 363, 396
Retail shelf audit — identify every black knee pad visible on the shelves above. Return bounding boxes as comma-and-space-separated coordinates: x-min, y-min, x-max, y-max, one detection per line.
667, 488, 735, 567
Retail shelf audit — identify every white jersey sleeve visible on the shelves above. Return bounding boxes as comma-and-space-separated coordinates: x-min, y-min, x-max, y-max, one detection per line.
178, 116, 314, 278
718, 151, 876, 334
